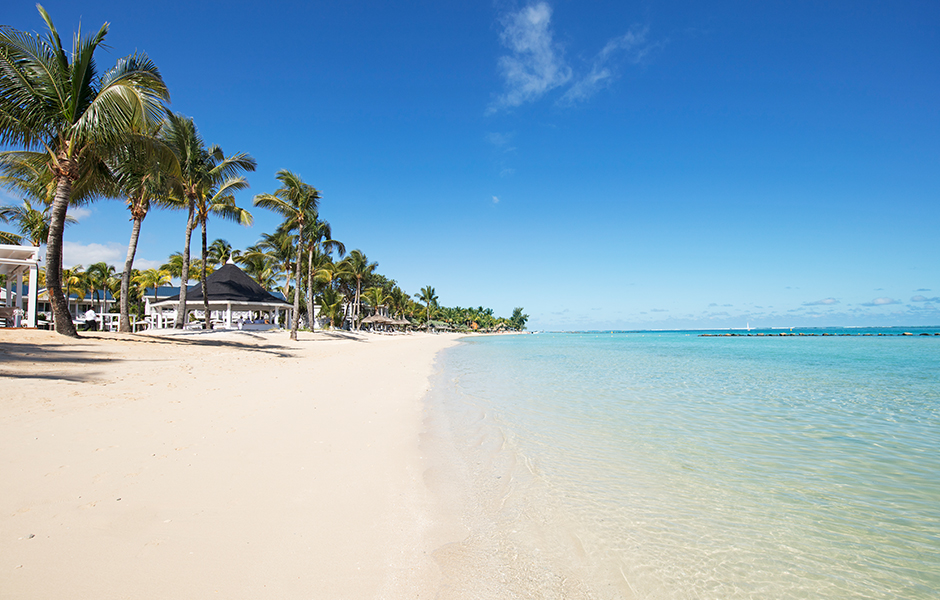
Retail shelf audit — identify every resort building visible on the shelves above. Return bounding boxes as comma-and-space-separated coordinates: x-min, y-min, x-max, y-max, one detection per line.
148, 262, 292, 330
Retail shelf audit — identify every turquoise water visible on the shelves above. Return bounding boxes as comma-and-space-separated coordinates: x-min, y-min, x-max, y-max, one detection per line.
427, 330, 940, 599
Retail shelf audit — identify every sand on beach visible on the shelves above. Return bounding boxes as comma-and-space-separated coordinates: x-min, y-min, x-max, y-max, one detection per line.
0, 328, 462, 599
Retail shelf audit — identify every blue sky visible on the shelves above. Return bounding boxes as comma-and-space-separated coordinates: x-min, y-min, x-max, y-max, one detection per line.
3, 1, 938, 329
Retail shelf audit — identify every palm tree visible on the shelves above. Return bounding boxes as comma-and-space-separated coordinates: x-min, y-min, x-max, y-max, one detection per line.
362, 286, 391, 317
0, 6, 169, 336
236, 247, 280, 290
195, 181, 253, 328
85, 262, 117, 314
253, 170, 322, 340
337, 249, 377, 330
510, 307, 529, 331
245, 231, 295, 300
317, 287, 345, 329
415, 286, 438, 326
0, 198, 77, 246
303, 219, 344, 332
207, 238, 237, 268
133, 268, 172, 303
160, 112, 255, 328
62, 265, 84, 317
108, 124, 183, 331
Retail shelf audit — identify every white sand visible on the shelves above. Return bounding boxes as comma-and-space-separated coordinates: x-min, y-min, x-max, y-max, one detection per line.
0, 328, 462, 599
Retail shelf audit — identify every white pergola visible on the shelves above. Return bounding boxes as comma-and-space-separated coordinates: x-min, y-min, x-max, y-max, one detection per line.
0, 244, 40, 328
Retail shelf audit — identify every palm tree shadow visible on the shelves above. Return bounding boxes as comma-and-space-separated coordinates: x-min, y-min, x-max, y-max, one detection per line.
118, 332, 298, 357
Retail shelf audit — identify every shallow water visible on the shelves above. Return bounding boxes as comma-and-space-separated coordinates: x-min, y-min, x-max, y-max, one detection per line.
425, 330, 940, 599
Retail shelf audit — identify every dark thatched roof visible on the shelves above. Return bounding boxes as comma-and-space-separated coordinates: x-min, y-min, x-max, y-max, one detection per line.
160, 263, 290, 305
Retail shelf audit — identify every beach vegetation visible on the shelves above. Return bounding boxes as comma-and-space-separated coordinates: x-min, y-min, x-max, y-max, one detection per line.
0, 4, 169, 336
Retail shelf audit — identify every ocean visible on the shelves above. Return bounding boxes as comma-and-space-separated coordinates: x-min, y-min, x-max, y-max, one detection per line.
424, 328, 940, 599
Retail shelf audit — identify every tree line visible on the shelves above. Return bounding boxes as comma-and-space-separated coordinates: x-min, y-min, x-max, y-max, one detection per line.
0, 6, 528, 337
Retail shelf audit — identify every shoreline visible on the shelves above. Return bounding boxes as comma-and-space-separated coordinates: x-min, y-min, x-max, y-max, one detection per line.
1, 328, 463, 599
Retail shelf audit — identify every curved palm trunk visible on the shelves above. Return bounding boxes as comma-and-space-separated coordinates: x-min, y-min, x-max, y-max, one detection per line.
119, 213, 143, 332
175, 200, 195, 328
290, 244, 302, 340
306, 246, 315, 333
201, 219, 210, 329
47, 175, 79, 337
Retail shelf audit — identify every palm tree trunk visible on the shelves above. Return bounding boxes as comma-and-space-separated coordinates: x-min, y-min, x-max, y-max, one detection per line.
201, 219, 210, 330
46, 175, 78, 337
175, 200, 195, 328
119, 216, 143, 332
290, 244, 302, 340
354, 278, 362, 331
306, 246, 315, 333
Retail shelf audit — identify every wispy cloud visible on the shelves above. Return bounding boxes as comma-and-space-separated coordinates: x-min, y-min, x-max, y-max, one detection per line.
486, 131, 516, 151
489, 4, 658, 113
488, 2, 571, 114
803, 297, 839, 306
861, 297, 900, 307
911, 295, 940, 302
67, 206, 92, 221
492, 196, 500, 204
560, 26, 650, 106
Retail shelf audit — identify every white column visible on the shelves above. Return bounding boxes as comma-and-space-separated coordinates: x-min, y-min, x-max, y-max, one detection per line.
225, 303, 232, 329
15, 272, 24, 327
27, 264, 37, 328
4, 276, 10, 307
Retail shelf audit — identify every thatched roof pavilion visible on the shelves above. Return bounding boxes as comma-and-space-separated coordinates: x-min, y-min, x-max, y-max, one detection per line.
149, 263, 291, 329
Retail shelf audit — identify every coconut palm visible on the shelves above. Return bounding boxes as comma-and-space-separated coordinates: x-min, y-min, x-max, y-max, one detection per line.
0, 198, 77, 246
317, 287, 345, 329
253, 170, 321, 340
62, 265, 84, 317
236, 247, 280, 290
133, 268, 171, 303
160, 112, 255, 328
362, 287, 390, 317
415, 285, 438, 326
85, 262, 117, 314
207, 238, 236, 268
336, 249, 377, 330
0, 6, 169, 336
195, 181, 253, 328
107, 125, 182, 331
245, 231, 295, 300
303, 219, 343, 331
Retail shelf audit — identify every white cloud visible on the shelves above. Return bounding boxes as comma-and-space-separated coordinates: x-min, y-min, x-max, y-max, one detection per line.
67, 206, 92, 221
911, 295, 940, 302
62, 241, 165, 271
861, 297, 900, 307
486, 132, 516, 151
560, 26, 649, 105
803, 297, 839, 306
488, 2, 572, 113
492, 196, 500, 204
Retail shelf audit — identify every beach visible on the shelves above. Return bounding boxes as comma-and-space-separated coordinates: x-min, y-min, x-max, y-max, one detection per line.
0, 329, 461, 599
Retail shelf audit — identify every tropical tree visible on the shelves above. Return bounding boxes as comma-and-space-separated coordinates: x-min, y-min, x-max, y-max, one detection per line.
236, 247, 280, 290
415, 285, 438, 326
107, 123, 182, 331
160, 112, 255, 328
510, 307, 529, 331
85, 262, 117, 314
195, 179, 252, 327
337, 249, 377, 330
62, 264, 85, 317
244, 231, 295, 299
0, 198, 77, 246
161, 251, 211, 282
362, 287, 390, 317
302, 219, 343, 331
253, 170, 321, 340
317, 287, 345, 329
133, 268, 171, 302
0, 6, 169, 336
207, 238, 236, 268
